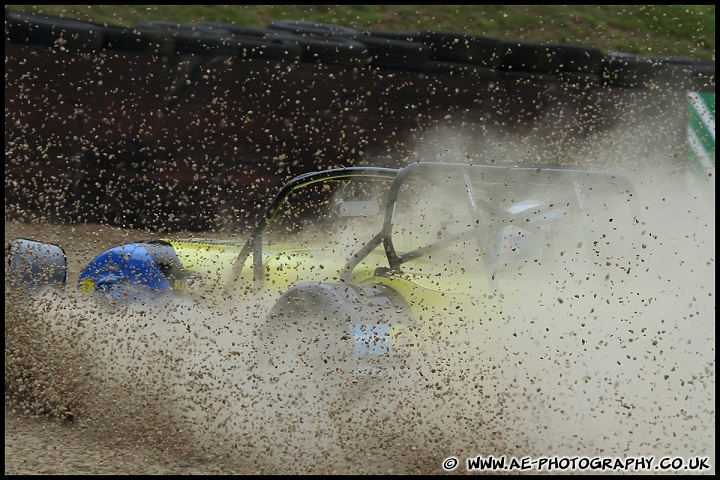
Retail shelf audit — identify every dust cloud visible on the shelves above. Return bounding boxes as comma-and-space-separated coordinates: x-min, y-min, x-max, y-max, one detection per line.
4, 120, 715, 474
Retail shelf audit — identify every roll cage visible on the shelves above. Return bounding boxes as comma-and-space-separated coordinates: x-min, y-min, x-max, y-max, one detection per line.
226, 162, 639, 292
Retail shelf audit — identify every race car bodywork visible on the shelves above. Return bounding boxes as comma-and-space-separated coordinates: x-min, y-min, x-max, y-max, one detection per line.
8, 162, 640, 380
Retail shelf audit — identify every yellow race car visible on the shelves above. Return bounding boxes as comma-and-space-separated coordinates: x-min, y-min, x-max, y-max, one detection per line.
8, 162, 640, 382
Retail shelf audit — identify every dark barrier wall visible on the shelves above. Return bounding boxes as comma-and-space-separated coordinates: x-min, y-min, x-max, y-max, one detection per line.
4, 12, 715, 231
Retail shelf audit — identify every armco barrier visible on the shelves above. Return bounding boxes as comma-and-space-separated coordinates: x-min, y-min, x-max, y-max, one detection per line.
4, 10, 715, 230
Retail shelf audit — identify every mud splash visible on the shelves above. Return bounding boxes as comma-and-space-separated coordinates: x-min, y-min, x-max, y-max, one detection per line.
4, 150, 715, 474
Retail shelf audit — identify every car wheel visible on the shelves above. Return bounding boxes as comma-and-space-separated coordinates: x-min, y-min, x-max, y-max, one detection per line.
259, 281, 418, 385
255, 285, 359, 392
254, 281, 424, 455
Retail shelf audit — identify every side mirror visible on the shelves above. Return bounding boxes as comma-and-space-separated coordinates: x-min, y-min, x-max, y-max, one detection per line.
7, 238, 67, 293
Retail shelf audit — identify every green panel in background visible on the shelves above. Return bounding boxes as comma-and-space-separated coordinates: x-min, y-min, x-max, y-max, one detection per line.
687, 91, 715, 181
